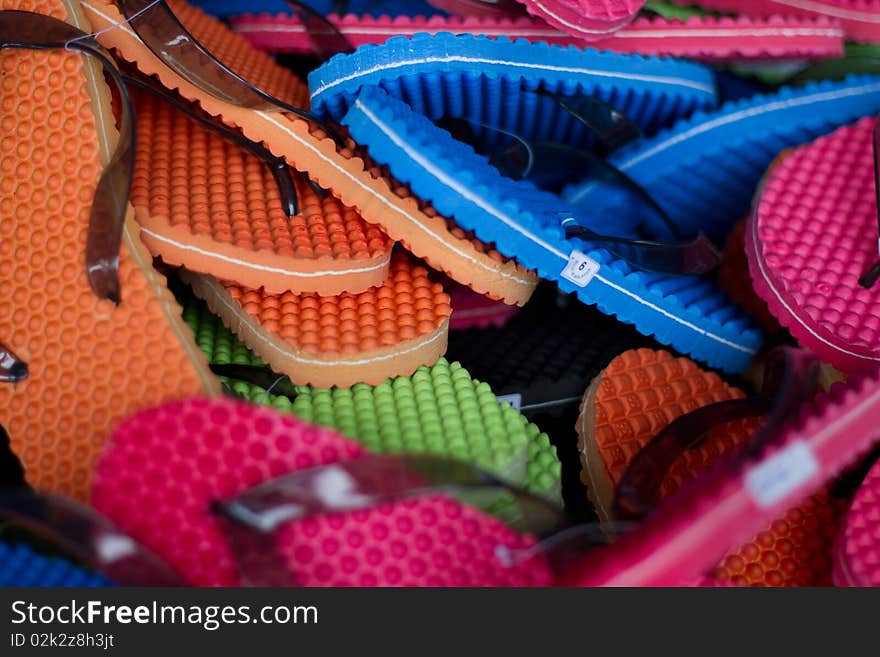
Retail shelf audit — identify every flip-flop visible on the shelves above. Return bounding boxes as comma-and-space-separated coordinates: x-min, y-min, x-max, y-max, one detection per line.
747, 116, 880, 372
566, 350, 880, 586
0, 543, 113, 586
833, 455, 880, 586
230, 11, 843, 64
446, 285, 653, 414
0, 489, 181, 586
130, 85, 394, 296
91, 397, 559, 586
0, 2, 219, 502
565, 76, 880, 243
337, 85, 762, 374
183, 251, 453, 388
80, 0, 537, 306
308, 33, 718, 140
575, 348, 842, 586
181, 294, 561, 498
670, 0, 880, 44
513, 0, 646, 41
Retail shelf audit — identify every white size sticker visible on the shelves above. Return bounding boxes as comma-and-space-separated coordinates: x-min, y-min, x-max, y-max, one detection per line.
745, 442, 819, 509
560, 251, 600, 288
496, 394, 522, 412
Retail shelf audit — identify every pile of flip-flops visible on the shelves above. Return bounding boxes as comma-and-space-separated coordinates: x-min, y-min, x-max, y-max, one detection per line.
4, 0, 880, 587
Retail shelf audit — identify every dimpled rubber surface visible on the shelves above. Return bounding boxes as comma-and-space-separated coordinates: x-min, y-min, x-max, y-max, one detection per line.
308, 32, 718, 140
230, 12, 843, 62
185, 252, 453, 388
835, 457, 880, 585
182, 297, 561, 497
719, 220, 781, 336
564, 76, 880, 243
577, 348, 841, 586
91, 399, 553, 586
516, 0, 645, 39
342, 86, 763, 374
82, 0, 537, 306
446, 285, 652, 408
131, 88, 393, 296
671, 0, 880, 43
0, 0, 219, 501
748, 117, 880, 372
0, 543, 113, 587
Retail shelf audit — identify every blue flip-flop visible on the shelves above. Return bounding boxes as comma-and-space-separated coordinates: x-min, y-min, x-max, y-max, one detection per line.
0, 542, 113, 587
188, 0, 444, 19
340, 85, 762, 374
309, 33, 718, 143
564, 76, 880, 242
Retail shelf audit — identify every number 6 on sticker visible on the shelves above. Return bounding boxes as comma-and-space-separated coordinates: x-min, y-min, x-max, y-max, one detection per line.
562, 251, 601, 288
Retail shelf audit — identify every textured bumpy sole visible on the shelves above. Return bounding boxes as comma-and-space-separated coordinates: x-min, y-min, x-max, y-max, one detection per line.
576, 348, 842, 587
0, 542, 113, 587
184, 252, 453, 388
515, 0, 645, 40
81, 0, 538, 306
182, 294, 561, 498
0, 0, 219, 502
308, 32, 718, 141
341, 86, 763, 374
131, 88, 393, 296
834, 456, 880, 586
747, 117, 880, 373
564, 75, 880, 243
231, 12, 843, 63
92, 398, 554, 586
671, 0, 880, 44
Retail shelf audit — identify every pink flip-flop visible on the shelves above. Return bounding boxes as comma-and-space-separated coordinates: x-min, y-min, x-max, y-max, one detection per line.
747, 116, 880, 373
562, 355, 880, 586
671, 0, 880, 43
229, 11, 842, 63
833, 456, 880, 586
91, 398, 556, 587
515, 0, 646, 39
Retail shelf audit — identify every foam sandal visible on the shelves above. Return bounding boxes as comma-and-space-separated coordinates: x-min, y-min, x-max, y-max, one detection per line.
575, 347, 843, 586
308, 32, 717, 139
513, 0, 645, 40
181, 293, 561, 498
566, 350, 880, 586
447, 282, 521, 330
670, 0, 880, 44
188, 0, 444, 19
336, 85, 762, 373
0, 3, 219, 502
91, 397, 561, 586
129, 85, 394, 295
182, 251, 452, 388
565, 76, 880, 242
833, 455, 880, 586
79, 0, 537, 306
0, 489, 181, 586
747, 116, 880, 372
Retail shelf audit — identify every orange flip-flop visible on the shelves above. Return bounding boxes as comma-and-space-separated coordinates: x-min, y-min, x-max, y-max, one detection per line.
130, 86, 394, 296
0, 0, 219, 502
80, 0, 538, 306
183, 252, 452, 388
576, 348, 843, 586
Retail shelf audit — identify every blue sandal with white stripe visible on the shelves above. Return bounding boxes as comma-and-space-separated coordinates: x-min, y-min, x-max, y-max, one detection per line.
565, 75, 880, 242
340, 85, 762, 373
